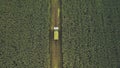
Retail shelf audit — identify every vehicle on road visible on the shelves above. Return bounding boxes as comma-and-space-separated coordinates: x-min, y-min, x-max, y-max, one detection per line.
54, 27, 59, 40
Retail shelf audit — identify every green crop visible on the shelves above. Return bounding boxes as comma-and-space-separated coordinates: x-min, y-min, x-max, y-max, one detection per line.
0, 0, 50, 68
62, 0, 120, 68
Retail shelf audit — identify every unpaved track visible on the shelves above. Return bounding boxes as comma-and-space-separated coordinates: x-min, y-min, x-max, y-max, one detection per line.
49, 0, 62, 68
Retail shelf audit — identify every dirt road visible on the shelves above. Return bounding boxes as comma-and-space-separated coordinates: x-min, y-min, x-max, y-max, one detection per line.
49, 0, 62, 68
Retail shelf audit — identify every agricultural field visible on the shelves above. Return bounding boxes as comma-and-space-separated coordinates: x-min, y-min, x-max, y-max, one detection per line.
0, 0, 120, 68
62, 0, 120, 68
0, 0, 50, 68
